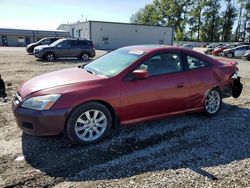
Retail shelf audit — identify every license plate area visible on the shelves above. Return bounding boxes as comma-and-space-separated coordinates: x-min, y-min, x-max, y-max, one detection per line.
232, 77, 243, 98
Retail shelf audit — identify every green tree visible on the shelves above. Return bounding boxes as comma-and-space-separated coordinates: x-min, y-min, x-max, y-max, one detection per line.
130, 0, 193, 41
242, 1, 250, 41
176, 27, 184, 41
188, 0, 205, 41
200, 0, 222, 42
221, 0, 238, 42
235, 0, 250, 41
130, 4, 159, 26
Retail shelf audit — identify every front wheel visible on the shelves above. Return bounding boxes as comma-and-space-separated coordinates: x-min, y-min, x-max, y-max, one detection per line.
204, 89, 222, 116
227, 52, 234, 58
46, 53, 55, 61
66, 102, 112, 145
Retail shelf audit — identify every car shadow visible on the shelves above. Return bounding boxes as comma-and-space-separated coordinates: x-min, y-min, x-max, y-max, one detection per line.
22, 102, 250, 181
35, 58, 93, 64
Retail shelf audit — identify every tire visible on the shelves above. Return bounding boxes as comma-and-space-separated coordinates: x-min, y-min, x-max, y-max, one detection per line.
46, 53, 55, 61
204, 89, 222, 116
66, 102, 112, 145
227, 52, 233, 58
80, 53, 90, 62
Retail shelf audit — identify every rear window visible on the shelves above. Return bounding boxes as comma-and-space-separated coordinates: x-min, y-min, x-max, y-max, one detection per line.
74, 40, 91, 46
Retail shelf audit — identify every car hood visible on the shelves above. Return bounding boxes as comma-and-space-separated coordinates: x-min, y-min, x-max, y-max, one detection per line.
223, 48, 231, 52
26, 43, 33, 48
19, 68, 105, 98
34, 45, 49, 50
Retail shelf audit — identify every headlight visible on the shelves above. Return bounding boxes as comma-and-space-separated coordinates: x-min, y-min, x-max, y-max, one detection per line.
21, 94, 61, 110
34, 48, 40, 52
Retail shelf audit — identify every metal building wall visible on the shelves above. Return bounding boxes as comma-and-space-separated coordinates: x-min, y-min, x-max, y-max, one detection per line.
58, 22, 90, 39
0, 29, 70, 47
90, 21, 174, 49
57, 21, 174, 50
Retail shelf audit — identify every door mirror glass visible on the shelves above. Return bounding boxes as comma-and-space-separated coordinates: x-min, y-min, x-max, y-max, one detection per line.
132, 69, 149, 79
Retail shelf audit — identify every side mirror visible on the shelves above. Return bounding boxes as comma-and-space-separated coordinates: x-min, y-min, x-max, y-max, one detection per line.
132, 69, 149, 79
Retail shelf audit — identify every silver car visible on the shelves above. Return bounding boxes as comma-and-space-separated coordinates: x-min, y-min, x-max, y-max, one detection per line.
223, 45, 250, 58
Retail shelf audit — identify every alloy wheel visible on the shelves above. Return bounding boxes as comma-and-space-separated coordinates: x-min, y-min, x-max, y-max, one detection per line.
205, 90, 221, 114
81, 54, 89, 62
46, 53, 55, 61
74, 109, 107, 142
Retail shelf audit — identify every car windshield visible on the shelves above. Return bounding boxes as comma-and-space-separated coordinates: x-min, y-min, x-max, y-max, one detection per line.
37, 38, 45, 44
84, 48, 144, 77
49, 39, 65, 46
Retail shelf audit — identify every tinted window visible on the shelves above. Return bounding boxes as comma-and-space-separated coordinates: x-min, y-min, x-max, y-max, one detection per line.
40, 39, 50, 45
50, 38, 58, 43
73, 40, 89, 46
57, 40, 71, 48
79, 40, 88, 45
137, 53, 183, 76
237, 46, 250, 50
187, 56, 209, 70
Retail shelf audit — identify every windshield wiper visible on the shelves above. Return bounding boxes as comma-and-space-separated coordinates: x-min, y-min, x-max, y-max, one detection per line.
86, 69, 96, 75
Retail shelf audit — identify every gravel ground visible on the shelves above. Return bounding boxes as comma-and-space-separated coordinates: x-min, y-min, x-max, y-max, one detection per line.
0, 47, 249, 188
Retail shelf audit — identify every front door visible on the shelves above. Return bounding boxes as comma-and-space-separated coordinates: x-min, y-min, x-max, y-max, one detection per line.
120, 52, 190, 123
55, 40, 74, 58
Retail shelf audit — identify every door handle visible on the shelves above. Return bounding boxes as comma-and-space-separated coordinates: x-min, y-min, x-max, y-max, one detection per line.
177, 83, 184, 88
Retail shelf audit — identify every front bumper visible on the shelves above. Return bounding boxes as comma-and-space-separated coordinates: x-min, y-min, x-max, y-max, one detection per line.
34, 50, 44, 58
26, 47, 33, 53
232, 76, 243, 98
12, 101, 69, 136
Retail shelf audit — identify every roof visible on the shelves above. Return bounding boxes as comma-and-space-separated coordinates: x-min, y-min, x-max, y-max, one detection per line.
57, 20, 174, 30
0, 28, 70, 36
121, 45, 191, 53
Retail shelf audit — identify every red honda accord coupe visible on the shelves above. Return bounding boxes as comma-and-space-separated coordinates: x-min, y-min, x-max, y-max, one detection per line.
12, 45, 242, 145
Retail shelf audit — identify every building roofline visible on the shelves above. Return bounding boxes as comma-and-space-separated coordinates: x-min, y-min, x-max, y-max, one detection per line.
0, 27, 69, 33
89, 20, 174, 28
57, 20, 175, 29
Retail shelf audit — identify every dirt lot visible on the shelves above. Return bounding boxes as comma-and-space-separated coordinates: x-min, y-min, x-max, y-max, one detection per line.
0, 47, 249, 188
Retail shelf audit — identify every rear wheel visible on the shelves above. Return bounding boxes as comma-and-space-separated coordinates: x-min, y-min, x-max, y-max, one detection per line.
66, 102, 112, 145
46, 53, 55, 61
81, 53, 90, 62
204, 89, 221, 116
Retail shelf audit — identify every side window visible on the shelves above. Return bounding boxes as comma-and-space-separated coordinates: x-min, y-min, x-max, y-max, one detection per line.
57, 41, 71, 48
50, 38, 58, 43
137, 53, 183, 76
73, 40, 88, 47
79, 40, 88, 46
187, 56, 209, 70
41, 39, 50, 45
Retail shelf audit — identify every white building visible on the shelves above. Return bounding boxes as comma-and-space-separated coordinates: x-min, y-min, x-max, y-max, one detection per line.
58, 21, 174, 50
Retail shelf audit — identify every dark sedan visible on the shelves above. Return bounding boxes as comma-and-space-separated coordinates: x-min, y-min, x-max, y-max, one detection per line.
26, 37, 61, 54
13, 45, 242, 145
